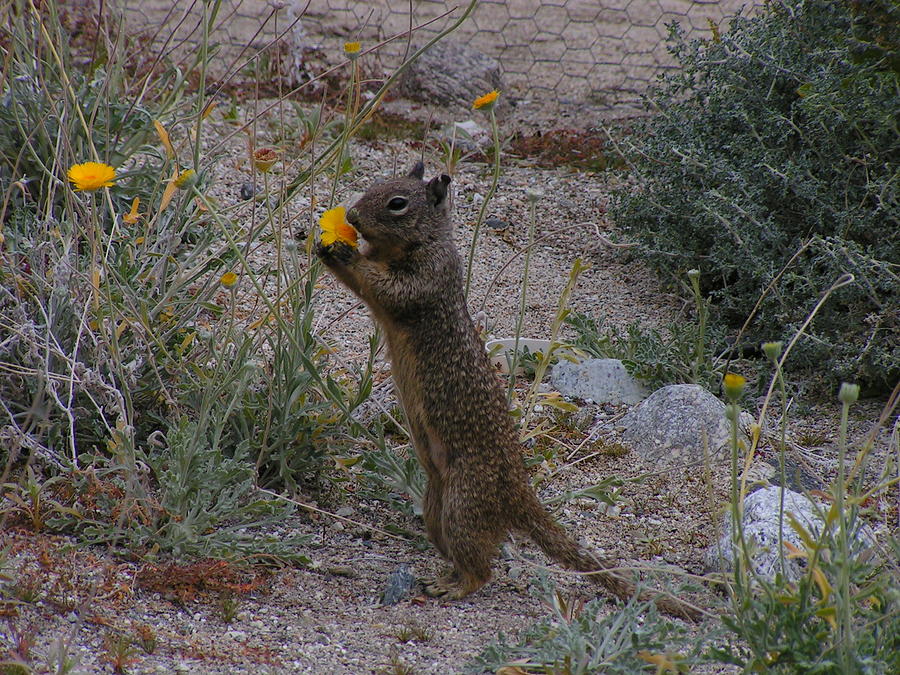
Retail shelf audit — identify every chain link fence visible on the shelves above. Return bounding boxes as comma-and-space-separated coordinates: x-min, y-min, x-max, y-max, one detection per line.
116, 0, 760, 115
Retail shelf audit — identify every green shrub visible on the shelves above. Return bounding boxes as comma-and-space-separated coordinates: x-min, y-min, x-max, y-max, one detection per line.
610, 0, 899, 391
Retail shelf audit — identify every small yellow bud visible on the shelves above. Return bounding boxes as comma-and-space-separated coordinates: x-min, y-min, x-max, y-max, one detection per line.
344, 41, 361, 59
722, 372, 746, 401
220, 272, 238, 288
174, 169, 198, 190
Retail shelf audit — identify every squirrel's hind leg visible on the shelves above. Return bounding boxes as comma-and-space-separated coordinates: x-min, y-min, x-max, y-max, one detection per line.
423, 479, 450, 559
422, 491, 503, 599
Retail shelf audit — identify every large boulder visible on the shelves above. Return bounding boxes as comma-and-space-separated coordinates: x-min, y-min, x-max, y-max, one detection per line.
621, 384, 734, 466
396, 40, 503, 109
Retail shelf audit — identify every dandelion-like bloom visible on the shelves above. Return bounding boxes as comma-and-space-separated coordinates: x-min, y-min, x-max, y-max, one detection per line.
319, 206, 358, 248
253, 148, 278, 173
220, 272, 238, 288
722, 372, 746, 401
344, 41, 361, 55
473, 89, 500, 110
68, 162, 116, 191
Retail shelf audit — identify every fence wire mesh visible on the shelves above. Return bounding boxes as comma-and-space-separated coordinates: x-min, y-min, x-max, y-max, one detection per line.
115, 0, 759, 115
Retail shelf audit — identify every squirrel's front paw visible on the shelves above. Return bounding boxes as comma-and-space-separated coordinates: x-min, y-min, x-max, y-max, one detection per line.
316, 241, 356, 266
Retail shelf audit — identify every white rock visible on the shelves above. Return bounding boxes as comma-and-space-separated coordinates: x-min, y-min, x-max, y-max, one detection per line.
551, 358, 649, 405
705, 486, 878, 582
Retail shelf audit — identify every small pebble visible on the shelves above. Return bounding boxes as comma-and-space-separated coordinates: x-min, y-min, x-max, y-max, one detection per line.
381, 564, 416, 605
239, 182, 257, 200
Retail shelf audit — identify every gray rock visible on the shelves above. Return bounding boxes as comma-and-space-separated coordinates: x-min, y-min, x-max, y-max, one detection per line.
705, 486, 878, 582
551, 358, 649, 405
396, 40, 502, 110
381, 564, 416, 605
621, 384, 733, 465
239, 182, 257, 200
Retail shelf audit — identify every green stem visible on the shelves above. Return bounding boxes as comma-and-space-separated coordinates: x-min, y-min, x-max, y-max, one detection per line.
507, 195, 537, 404
774, 362, 788, 577
465, 106, 501, 298
836, 397, 852, 671
330, 56, 358, 206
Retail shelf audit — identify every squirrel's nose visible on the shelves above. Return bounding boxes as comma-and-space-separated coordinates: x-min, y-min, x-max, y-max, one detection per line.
347, 207, 360, 225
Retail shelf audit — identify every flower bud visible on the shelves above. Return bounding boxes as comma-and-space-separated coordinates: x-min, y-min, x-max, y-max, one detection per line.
525, 188, 543, 203
344, 41, 361, 60
253, 148, 278, 173
724, 403, 741, 422
762, 341, 783, 361
838, 382, 859, 405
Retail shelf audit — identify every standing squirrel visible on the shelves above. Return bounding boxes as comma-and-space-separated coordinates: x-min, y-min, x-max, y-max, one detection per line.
316, 163, 699, 620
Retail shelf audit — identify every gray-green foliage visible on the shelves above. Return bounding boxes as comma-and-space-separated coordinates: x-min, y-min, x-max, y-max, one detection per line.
50, 421, 309, 561
0, 1, 364, 563
610, 0, 899, 390
223, 274, 374, 490
471, 577, 693, 674
565, 311, 724, 391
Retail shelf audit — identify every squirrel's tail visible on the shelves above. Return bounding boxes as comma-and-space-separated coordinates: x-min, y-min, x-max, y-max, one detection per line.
515, 498, 701, 621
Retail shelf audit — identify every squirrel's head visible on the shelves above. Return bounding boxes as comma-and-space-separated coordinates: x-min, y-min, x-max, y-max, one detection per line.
347, 162, 451, 255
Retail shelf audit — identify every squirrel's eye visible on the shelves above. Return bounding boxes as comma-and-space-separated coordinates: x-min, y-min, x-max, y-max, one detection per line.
387, 196, 409, 213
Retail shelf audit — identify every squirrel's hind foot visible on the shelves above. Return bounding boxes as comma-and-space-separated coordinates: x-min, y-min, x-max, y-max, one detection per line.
422, 569, 488, 600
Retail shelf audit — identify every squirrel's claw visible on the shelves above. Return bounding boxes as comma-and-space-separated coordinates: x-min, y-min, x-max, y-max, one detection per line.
316, 240, 356, 266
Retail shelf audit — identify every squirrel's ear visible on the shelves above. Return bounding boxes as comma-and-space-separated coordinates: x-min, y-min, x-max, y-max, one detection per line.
408, 161, 425, 180
426, 174, 451, 208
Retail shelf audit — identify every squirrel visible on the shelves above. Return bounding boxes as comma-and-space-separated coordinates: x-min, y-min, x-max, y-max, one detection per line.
316, 163, 700, 621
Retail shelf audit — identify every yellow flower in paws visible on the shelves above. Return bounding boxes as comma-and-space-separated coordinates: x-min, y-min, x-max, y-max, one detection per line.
319, 206, 358, 248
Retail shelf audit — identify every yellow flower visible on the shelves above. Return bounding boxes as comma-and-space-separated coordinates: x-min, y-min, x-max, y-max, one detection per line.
473, 90, 500, 110
220, 272, 238, 288
319, 206, 358, 248
253, 148, 278, 173
122, 197, 142, 225
173, 169, 198, 190
68, 162, 116, 191
722, 372, 746, 400
344, 41, 361, 55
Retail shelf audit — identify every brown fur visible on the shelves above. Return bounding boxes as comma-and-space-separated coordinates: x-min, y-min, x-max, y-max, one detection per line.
316, 164, 700, 620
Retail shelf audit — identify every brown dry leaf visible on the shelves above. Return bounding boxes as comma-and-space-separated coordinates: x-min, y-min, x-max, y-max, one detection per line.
153, 119, 175, 160
159, 168, 178, 212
